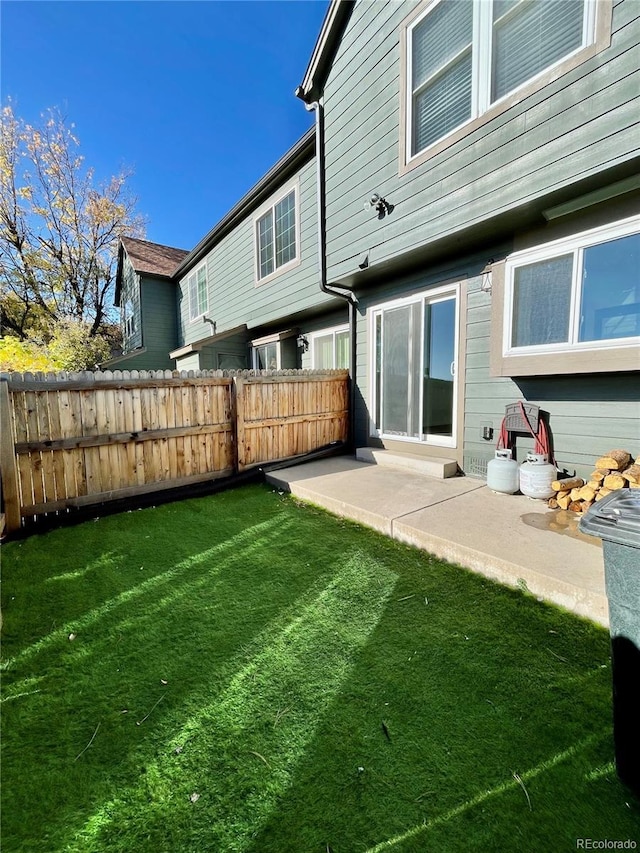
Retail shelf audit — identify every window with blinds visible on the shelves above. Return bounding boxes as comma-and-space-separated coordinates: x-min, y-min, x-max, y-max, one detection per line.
408, 0, 592, 158
411, 0, 473, 154
311, 327, 350, 369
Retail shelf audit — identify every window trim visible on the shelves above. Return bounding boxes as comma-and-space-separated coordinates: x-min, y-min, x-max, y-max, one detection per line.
503, 215, 640, 357
253, 180, 301, 286
251, 336, 281, 371
121, 268, 139, 341
399, 0, 611, 174
187, 262, 209, 324
310, 324, 350, 369
368, 284, 460, 449
123, 299, 135, 339
490, 215, 640, 378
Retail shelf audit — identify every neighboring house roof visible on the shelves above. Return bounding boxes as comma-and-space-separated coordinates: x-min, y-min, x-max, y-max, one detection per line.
296, 0, 354, 104
115, 237, 189, 306
173, 127, 316, 280
121, 236, 189, 278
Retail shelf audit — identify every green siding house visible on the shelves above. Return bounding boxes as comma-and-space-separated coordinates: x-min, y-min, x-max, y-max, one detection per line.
112, 134, 351, 377
295, 0, 640, 480
113, 0, 639, 482
108, 237, 188, 371
168, 128, 349, 374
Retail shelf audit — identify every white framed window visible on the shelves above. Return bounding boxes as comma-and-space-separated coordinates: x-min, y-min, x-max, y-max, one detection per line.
504, 216, 640, 356
122, 299, 135, 338
406, 0, 597, 160
370, 285, 459, 448
252, 341, 280, 370
311, 326, 350, 369
188, 264, 208, 322
254, 183, 300, 284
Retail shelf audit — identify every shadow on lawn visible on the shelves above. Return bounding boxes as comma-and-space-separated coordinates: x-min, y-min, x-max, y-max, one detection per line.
246, 586, 639, 852
2, 487, 639, 852
3, 491, 365, 851
66, 550, 400, 852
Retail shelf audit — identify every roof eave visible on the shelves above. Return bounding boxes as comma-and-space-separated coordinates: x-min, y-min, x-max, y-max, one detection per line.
169, 324, 249, 360
173, 128, 316, 280
114, 241, 125, 307
297, 0, 354, 104
134, 271, 176, 282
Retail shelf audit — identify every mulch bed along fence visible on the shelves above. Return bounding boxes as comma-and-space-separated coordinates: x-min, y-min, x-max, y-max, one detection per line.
0, 369, 349, 534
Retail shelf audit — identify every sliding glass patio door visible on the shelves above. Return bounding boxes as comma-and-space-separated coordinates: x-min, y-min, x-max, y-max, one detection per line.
373, 288, 458, 446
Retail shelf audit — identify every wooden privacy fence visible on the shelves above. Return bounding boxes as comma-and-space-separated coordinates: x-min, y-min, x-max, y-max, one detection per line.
0, 369, 349, 534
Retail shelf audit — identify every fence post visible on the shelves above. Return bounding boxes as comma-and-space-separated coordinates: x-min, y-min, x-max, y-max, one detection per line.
234, 375, 245, 472
0, 380, 22, 534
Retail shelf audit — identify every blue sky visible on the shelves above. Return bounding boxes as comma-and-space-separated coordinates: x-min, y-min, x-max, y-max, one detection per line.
1, 0, 329, 250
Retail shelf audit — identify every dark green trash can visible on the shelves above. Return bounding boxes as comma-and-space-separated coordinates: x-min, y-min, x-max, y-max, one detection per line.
579, 490, 640, 796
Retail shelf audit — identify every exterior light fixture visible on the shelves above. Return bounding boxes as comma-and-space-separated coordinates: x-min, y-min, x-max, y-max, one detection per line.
364, 192, 391, 215
480, 260, 494, 294
297, 334, 309, 352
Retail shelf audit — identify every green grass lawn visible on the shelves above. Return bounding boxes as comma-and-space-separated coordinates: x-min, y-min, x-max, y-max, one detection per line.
1, 484, 638, 852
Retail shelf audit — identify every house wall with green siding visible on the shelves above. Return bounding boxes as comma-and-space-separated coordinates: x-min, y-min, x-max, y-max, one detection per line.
114, 274, 178, 371
299, 308, 350, 370
195, 336, 249, 371
461, 189, 640, 479
321, 0, 639, 283
138, 277, 178, 369
349, 232, 640, 480
317, 0, 639, 477
177, 155, 341, 350
119, 254, 142, 352
174, 352, 201, 373
462, 271, 640, 481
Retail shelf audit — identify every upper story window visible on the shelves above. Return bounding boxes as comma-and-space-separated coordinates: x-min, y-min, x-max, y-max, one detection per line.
188, 264, 208, 322
407, 0, 597, 160
505, 217, 640, 356
123, 299, 135, 338
120, 262, 138, 342
255, 184, 299, 284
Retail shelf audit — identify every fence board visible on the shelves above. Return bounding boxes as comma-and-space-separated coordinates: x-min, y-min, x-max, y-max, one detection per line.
0, 382, 21, 533
0, 369, 348, 530
236, 373, 349, 472
47, 391, 66, 502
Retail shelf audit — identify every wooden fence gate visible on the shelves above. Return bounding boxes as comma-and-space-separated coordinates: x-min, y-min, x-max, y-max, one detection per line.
0, 369, 348, 534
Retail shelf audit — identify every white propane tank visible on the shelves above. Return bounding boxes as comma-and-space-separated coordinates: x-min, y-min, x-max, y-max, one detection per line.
519, 453, 556, 499
487, 449, 519, 494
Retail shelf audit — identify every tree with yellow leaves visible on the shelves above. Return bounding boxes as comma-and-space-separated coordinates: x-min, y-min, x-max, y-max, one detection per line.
0, 103, 145, 367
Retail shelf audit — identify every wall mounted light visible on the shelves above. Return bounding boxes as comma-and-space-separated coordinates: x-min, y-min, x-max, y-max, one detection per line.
364, 192, 392, 216
297, 334, 309, 352
480, 260, 494, 294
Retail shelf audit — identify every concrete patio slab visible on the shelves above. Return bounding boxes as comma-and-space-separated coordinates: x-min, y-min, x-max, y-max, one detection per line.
394, 487, 607, 627
266, 456, 482, 537
266, 456, 608, 627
